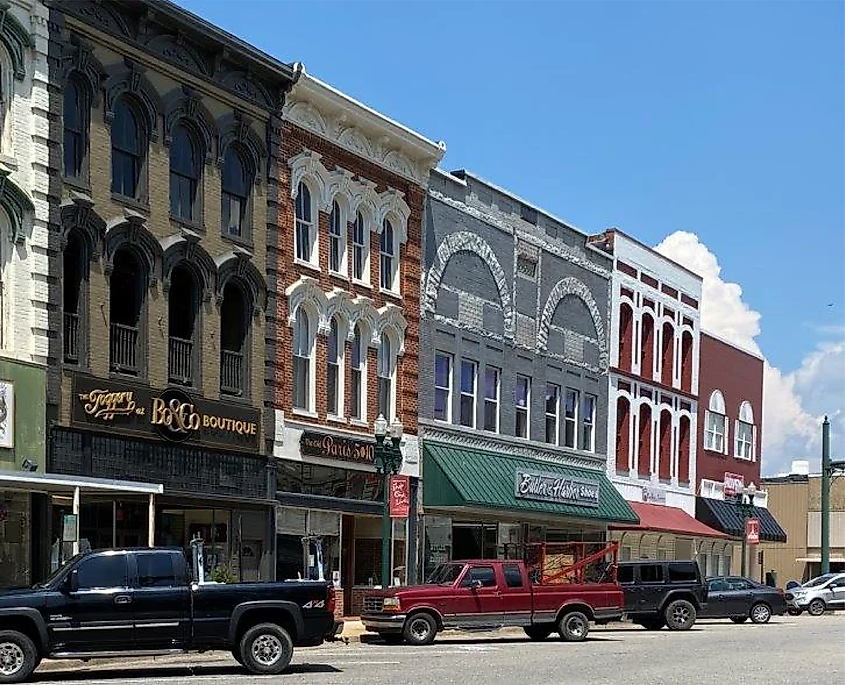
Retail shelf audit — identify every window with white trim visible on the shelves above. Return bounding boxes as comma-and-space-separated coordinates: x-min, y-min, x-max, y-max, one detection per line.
483, 367, 500, 432
563, 388, 579, 449
735, 401, 755, 461
515, 375, 530, 439
582, 394, 597, 452
545, 383, 560, 444
434, 352, 451, 422
326, 316, 342, 417
459, 360, 477, 428
350, 324, 366, 421
352, 211, 368, 283
292, 308, 313, 411
378, 332, 394, 419
328, 201, 345, 275
704, 390, 727, 453
380, 219, 397, 292
295, 182, 317, 265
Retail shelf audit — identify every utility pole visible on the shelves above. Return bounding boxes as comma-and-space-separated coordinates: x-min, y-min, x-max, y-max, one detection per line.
821, 416, 830, 575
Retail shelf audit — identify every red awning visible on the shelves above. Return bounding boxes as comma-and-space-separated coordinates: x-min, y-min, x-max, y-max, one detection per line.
610, 501, 726, 538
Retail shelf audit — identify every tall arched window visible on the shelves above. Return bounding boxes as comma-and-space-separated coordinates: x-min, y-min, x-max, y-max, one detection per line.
221, 147, 251, 237
109, 248, 145, 374
293, 309, 313, 410
168, 265, 199, 386
352, 212, 368, 282
327, 316, 344, 416
704, 389, 727, 453
64, 76, 87, 179
328, 201, 346, 274
377, 332, 393, 419
735, 401, 755, 461
63, 233, 85, 363
295, 182, 314, 263
111, 100, 141, 198
350, 324, 366, 420
380, 219, 396, 291
220, 282, 248, 396
170, 125, 199, 221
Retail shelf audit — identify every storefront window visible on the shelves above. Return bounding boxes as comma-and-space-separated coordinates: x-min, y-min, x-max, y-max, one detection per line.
0, 492, 31, 587
422, 516, 452, 581
277, 462, 384, 502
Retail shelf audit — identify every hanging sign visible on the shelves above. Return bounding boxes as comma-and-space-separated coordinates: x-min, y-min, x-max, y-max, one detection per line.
745, 518, 760, 544
62, 514, 79, 543
389, 475, 410, 518
724, 472, 745, 497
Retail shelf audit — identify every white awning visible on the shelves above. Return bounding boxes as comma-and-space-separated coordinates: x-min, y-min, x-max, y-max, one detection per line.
795, 556, 845, 563
0, 470, 163, 495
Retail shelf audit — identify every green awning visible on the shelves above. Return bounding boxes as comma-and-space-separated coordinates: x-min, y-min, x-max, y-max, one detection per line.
423, 441, 639, 525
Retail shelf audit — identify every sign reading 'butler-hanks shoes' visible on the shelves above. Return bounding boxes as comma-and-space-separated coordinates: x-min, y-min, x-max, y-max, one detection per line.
514, 469, 601, 508
72, 374, 260, 452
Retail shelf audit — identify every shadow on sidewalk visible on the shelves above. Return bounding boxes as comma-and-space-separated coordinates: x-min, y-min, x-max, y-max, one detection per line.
36, 663, 341, 682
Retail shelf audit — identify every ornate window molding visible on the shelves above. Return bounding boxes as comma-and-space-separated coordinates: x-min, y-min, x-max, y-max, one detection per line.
0, 4, 34, 81
537, 276, 608, 368
59, 191, 105, 257
103, 59, 162, 141
217, 111, 265, 185
163, 86, 218, 163
0, 170, 34, 244
103, 210, 162, 287
288, 150, 331, 210
59, 35, 105, 106
377, 304, 407, 355
215, 248, 267, 315
159, 229, 217, 300
285, 275, 328, 331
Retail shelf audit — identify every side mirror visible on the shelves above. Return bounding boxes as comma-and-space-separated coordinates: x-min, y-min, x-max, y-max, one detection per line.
471, 579, 483, 590
65, 570, 79, 593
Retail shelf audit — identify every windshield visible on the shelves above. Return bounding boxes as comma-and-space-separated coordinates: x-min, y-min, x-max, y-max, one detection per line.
425, 563, 465, 585
802, 574, 837, 588
33, 554, 85, 589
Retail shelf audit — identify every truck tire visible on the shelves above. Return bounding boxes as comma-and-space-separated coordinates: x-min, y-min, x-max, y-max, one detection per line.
0, 630, 38, 684
523, 625, 554, 641
557, 611, 590, 642
239, 623, 294, 675
402, 613, 437, 646
664, 599, 696, 631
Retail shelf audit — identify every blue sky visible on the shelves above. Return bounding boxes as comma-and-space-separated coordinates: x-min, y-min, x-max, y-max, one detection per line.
177, 0, 843, 469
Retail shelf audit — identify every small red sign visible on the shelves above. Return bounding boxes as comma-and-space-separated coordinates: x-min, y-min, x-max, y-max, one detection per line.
745, 518, 760, 544
724, 472, 745, 497
389, 475, 410, 518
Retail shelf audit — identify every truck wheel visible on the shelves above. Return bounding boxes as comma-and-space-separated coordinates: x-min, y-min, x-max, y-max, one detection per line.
523, 625, 554, 641
664, 599, 696, 631
403, 613, 437, 646
239, 623, 294, 675
557, 611, 590, 642
0, 630, 38, 684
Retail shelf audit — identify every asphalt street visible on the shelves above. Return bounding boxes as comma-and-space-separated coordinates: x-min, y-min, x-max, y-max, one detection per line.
35, 615, 844, 685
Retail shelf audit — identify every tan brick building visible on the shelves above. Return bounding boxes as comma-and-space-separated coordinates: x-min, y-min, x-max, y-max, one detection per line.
269, 70, 443, 612
44, 0, 296, 582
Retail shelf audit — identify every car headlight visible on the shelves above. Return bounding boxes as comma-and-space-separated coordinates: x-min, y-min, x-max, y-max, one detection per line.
382, 597, 401, 612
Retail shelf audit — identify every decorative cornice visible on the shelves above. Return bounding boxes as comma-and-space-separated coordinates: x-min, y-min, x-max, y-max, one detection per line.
0, 170, 34, 244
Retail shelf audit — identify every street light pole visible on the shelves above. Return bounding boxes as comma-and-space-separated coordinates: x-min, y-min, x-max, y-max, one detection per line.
821, 416, 831, 575
738, 483, 757, 578
374, 414, 403, 588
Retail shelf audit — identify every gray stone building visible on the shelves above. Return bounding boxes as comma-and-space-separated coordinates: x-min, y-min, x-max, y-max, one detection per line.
417, 169, 636, 579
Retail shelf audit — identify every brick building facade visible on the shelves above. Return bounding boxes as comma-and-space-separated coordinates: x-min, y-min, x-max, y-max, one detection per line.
42, 0, 296, 583
269, 70, 443, 611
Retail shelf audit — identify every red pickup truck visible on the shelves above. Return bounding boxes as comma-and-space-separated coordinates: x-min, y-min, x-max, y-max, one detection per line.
361, 558, 623, 645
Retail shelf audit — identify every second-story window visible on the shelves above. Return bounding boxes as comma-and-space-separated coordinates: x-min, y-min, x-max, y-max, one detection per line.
484, 367, 500, 432
704, 390, 727, 453
351, 324, 366, 421
380, 219, 396, 291
545, 383, 560, 444
295, 182, 315, 264
111, 100, 141, 199
220, 282, 248, 397
434, 352, 451, 422
168, 265, 199, 387
327, 316, 342, 417
329, 202, 345, 274
378, 333, 394, 419
170, 125, 199, 222
63, 76, 86, 180
564, 388, 579, 449
293, 309, 313, 411
352, 212, 368, 282
735, 401, 755, 460
515, 375, 530, 438
459, 360, 477, 428
63, 233, 85, 364
582, 394, 597, 452
222, 147, 250, 238
109, 248, 145, 375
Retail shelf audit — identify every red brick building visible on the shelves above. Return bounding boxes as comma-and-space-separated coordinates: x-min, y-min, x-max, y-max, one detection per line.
268, 69, 444, 613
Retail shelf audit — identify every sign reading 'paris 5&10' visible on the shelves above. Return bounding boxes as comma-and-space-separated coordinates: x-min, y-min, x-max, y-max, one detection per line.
514, 469, 601, 508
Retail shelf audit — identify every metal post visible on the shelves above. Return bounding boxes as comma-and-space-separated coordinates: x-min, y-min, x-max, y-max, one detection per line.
740, 526, 747, 578
148, 494, 155, 547
379, 439, 391, 588
72, 487, 80, 556
821, 416, 831, 575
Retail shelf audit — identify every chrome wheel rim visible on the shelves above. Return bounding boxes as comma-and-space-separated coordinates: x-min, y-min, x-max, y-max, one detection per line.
409, 618, 431, 641
809, 600, 824, 616
0, 643, 24, 676
251, 634, 283, 666
752, 605, 770, 623
671, 605, 690, 626
566, 615, 586, 638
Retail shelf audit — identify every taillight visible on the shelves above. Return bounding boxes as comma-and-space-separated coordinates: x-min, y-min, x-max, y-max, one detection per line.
327, 585, 336, 614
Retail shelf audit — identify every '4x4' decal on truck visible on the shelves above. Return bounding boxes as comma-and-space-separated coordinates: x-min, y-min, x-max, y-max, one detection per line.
303, 599, 326, 609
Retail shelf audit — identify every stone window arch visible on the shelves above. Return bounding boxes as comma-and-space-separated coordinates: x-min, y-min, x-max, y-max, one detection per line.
537, 277, 607, 368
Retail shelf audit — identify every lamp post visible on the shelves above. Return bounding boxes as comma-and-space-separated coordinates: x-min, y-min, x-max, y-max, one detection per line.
737, 482, 757, 578
821, 414, 845, 575
374, 414, 403, 588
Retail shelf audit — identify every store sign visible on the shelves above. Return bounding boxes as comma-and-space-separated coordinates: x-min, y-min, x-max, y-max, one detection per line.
724, 472, 745, 497
62, 514, 79, 543
514, 469, 600, 508
300, 431, 375, 465
642, 486, 667, 504
72, 375, 260, 452
745, 517, 760, 544
389, 475, 410, 518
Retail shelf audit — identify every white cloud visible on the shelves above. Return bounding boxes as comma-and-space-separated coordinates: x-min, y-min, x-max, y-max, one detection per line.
653, 231, 843, 475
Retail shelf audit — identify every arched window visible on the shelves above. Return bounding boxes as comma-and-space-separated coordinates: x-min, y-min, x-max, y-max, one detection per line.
327, 316, 343, 416
63, 233, 85, 363
220, 282, 248, 396
736, 401, 755, 461
221, 147, 251, 237
377, 332, 394, 419
350, 323, 366, 420
295, 182, 315, 264
170, 125, 199, 221
111, 100, 142, 198
329, 201, 346, 274
109, 248, 145, 374
704, 389, 727, 454
168, 265, 199, 386
64, 76, 87, 179
380, 219, 396, 291
352, 212, 368, 282
293, 308, 313, 410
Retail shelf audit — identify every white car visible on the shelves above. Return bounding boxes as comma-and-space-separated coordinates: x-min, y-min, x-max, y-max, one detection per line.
785, 573, 845, 616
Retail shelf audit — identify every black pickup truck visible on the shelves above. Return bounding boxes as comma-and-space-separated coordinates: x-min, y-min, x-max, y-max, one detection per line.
0, 547, 337, 683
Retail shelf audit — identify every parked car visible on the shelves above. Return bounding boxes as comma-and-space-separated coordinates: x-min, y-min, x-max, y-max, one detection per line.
361, 559, 623, 645
785, 572, 845, 616
616, 560, 707, 631
0, 548, 337, 684
699, 576, 786, 624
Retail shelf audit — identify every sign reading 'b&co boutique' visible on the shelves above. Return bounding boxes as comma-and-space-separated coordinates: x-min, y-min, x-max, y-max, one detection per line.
72, 375, 260, 452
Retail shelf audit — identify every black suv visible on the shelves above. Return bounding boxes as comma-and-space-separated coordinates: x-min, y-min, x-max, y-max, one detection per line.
616, 560, 707, 630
